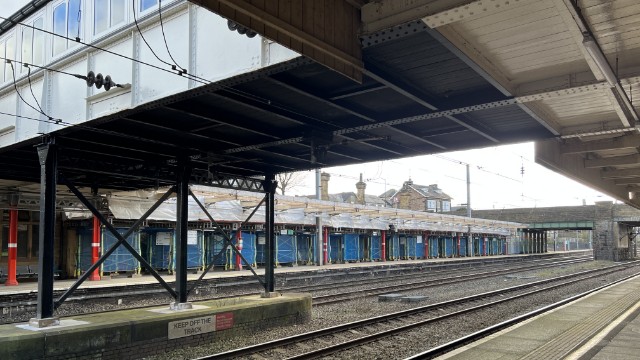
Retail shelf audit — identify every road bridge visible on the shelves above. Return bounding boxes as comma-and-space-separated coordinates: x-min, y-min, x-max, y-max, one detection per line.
456, 201, 640, 260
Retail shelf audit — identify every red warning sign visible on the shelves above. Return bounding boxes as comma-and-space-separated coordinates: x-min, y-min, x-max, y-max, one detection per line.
215, 312, 234, 331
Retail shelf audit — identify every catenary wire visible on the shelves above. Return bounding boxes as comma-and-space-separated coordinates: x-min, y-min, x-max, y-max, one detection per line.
157, 0, 187, 73
8, 61, 59, 122
25, 65, 47, 117
131, 0, 185, 74
0, 15, 334, 127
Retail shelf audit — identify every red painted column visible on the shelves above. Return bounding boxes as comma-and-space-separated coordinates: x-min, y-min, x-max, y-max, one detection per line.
235, 227, 243, 271
457, 233, 461, 257
424, 231, 429, 259
323, 227, 328, 264
89, 216, 101, 281
5, 209, 18, 286
381, 230, 386, 262
483, 236, 488, 256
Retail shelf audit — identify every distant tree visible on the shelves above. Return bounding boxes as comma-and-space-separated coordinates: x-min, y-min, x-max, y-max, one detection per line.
276, 172, 307, 195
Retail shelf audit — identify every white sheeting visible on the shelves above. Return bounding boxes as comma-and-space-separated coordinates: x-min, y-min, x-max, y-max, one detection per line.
102, 187, 518, 236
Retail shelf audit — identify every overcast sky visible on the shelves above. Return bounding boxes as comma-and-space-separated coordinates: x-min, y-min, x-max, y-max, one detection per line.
0, 1, 28, 18
287, 142, 612, 210
0, 1, 613, 210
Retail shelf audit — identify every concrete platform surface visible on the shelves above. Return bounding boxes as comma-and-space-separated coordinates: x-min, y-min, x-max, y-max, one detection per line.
438, 275, 640, 360
0, 292, 311, 360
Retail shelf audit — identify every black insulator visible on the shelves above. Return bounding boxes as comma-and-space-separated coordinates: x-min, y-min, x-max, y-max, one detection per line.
227, 20, 238, 31
237, 26, 247, 35
246, 30, 257, 38
104, 75, 116, 91
86, 71, 95, 87
95, 73, 104, 89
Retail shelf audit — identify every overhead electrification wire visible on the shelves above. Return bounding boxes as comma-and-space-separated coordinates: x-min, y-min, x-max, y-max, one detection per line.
0, 15, 316, 122
25, 65, 47, 116
0, 15, 207, 85
8, 61, 59, 123
157, 0, 186, 74
0, 13, 368, 135
131, 0, 185, 74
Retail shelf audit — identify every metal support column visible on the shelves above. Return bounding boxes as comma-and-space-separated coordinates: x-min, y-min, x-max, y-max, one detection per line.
315, 169, 323, 266
174, 158, 192, 308
323, 227, 328, 264
235, 227, 243, 271
32, 140, 59, 327
5, 209, 18, 286
263, 174, 277, 295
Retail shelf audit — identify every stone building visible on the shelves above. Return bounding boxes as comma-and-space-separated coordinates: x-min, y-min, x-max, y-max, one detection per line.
389, 179, 452, 212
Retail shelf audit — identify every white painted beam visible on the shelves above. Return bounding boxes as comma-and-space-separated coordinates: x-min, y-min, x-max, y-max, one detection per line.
585, 154, 640, 169
601, 168, 640, 179
423, 0, 522, 28
561, 134, 640, 154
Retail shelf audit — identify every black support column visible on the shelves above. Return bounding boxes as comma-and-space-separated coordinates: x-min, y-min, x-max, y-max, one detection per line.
263, 174, 277, 295
173, 157, 192, 309
32, 139, 59, 327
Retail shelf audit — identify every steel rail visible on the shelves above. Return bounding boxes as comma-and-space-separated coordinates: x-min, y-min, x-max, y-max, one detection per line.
196, 262, 637, 360
0, 254, 590, 315
405, 272, 640, 359
311, 257, 593, 305
283, 254, 592, 293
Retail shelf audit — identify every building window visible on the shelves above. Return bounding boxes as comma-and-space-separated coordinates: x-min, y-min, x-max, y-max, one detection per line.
52, 0, 82, 56
442, 201, 451, 212
21, 17, 44, 72
426, 199, 437, 211
95, 0, 125, 35
1, 35, 16, 83
140, 0, 158, 12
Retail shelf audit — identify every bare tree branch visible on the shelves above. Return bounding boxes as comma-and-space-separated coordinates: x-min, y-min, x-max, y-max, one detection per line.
276, 172, 308, 195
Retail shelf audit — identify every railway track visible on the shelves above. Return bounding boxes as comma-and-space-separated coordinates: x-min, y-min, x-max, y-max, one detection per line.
198, 261, 638, 360
0, 254, 592, 324
310, 256, 593, 305
284, 254, 591, 294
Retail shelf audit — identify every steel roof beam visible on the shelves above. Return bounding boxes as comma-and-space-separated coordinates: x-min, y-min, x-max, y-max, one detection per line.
267, 76, 447, 150
364, 63, 499, 143
162, 102, 359, 161
329, 84, 387, 100
214, 84, 410, 157
423, 25, 562, 136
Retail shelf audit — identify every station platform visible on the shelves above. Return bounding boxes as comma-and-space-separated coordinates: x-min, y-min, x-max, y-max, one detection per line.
0, 251, 584, 296
438, 274, 640, 360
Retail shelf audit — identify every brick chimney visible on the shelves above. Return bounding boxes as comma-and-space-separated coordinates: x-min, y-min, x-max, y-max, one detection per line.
398, 178, 412, 209
321, 172, 330, 200
356, 173, 366, 205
